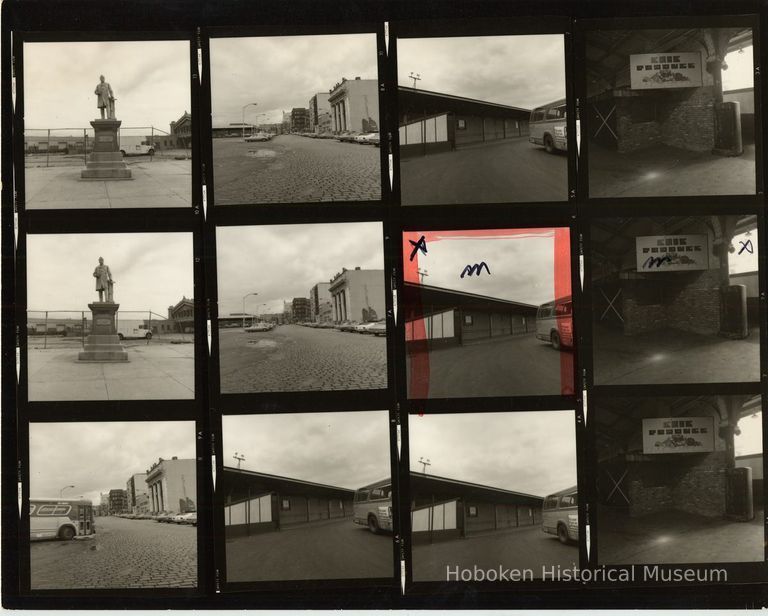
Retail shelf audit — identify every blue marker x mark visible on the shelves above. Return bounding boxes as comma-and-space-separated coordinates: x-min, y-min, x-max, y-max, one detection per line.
409, 235, 427, 261
738, 240, 754, 255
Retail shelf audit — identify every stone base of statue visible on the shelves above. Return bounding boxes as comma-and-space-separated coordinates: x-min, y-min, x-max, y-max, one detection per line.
81, 119, 132, 180
78, 302, 129, 362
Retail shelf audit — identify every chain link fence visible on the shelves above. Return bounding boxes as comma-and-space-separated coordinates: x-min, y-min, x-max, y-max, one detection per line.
27, 310, 194, 349
24, 126, 192, 169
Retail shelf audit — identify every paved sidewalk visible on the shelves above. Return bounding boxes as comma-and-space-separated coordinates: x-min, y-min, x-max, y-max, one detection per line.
27, 339, 195, 400
25, 158, 192, 209
592, 326, 760, 385
598, 507, 764, 564
589, 142, 756, 198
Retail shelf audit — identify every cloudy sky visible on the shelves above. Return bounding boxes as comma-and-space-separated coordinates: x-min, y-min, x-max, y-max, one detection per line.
403, 229, 569, 306
729, 228, 759, 275
723, 45, 754, 91
210, 34, 378, 127
409, 411, 577, 497
397, 34, 565, 110
222, 411, 391, 489
23, 41, 190, 135
735, 405, 762, 457
30, 421, 196, 505
26, 233, 194, 314
217, 222, 383, 316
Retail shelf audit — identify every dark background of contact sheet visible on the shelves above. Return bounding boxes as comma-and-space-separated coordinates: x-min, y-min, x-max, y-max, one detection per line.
2, 0, 768, 609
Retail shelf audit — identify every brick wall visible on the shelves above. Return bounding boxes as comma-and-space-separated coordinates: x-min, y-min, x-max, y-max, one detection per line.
623, 269, 722, 336
613, 86, 716, 153
672, 451, 728, 517
658, 87, 716, 152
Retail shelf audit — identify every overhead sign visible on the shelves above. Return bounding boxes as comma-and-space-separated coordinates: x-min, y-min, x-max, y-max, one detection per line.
642, 417, 715, 454
636, 234, 708, 272
630, 52, 703, 89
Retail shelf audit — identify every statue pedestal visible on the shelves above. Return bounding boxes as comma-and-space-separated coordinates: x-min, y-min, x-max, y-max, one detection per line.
81, 119, 132, 180
78, 302, 129, 362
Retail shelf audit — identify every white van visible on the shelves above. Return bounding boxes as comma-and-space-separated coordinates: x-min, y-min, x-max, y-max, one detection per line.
116, 324, 153, 341
529, 98, 567, 154
542, 486, 578, 544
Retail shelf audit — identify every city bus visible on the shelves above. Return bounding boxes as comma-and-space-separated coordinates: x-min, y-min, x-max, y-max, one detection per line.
529, 98, 567, 154
30, 498, 95, 541
353, 478, 393, 534
535, 296, 573, 350
542, 486, 578, 544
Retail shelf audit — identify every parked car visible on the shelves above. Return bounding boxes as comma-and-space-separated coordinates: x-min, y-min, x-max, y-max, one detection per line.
245, 322, 274, 332
339, 321, 361, 332
336, 131, 360, 143
244, 132, 272, 142
120, 143, 155, 156
355, 132, 379, 145
175, 512, 197, 526
366, 321, 387, 336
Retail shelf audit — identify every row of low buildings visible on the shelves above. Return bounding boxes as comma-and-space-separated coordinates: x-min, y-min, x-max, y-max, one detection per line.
218, 266, 386, 327
97, 457, 197, 516
25, 111, 193, 155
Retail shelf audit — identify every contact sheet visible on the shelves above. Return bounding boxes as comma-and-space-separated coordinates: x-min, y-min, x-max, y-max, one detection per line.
2, 0, 767, 610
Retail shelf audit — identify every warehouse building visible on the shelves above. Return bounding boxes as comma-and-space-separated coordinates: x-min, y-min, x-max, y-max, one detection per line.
403, 282, 538, 349
329, 267, 385, 323
221, 467, 354, 539
328, 77, 379, 134
108, 489, 128, 515
145, 456, 196, 515
591, 215, 760, 384
410, 472, 543, 544
586, 27, 755, 196
596, 395, 763, 563
398, 86, 530, 158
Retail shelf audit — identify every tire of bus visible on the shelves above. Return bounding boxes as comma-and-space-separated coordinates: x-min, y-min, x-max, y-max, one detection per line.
557, 523, 569, 544
59, 525, 76, 540
544, 135, 555, 154
145, 332, 152, 340
367, 515, 380, 534
550, 330, 561, 350
117, 333, 124, 340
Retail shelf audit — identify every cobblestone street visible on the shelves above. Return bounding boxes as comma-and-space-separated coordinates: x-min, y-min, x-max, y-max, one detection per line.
31, 515, 197, 589
212, 135, 382, 204
219, 324, 388, 393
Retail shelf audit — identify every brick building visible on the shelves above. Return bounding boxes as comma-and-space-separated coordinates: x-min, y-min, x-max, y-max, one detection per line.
291, 297, 312, 323
586, 28, 753, 155
290, 107, 310, 133
328, 267, 385, 323
309, 282, 333, 322
108, 489, 128, 515
145, 457, 197, 515
591, 215, 758, 338
328, 77, 379, 134
308, 92, 332, 133
126, 473, 148, 514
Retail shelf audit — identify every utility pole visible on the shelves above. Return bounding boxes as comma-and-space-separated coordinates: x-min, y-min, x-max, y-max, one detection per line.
417, 268, 429, 284
233, 452, 246, 469
409, 72, 422, 89
418, 457, 431, 474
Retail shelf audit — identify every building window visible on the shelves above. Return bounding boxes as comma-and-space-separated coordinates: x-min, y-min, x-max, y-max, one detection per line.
457, 119, 467, 130
464, 314, 473, 326
281, 498, 291, 511
467, 505, 478, 517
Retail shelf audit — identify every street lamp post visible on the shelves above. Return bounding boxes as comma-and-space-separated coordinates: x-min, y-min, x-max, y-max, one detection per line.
242, 102, 258, 139
59, 485, 75, 497
242, 292, 258, 328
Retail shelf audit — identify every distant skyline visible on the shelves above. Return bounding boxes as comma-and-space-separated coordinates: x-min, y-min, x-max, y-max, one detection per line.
210, 34, 379, 127
30, 421, 196, 505
409, 411, 577, 497
216, 222, 383, 316
223, 411, 391, 489
398, 34, 565, 110
27, 233, 194, 314
24, 40, 190, 135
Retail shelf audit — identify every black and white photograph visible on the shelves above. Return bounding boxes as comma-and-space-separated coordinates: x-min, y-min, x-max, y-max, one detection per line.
408, 411, 578, 582
216, 222, 387, 393
221, 411, 393, 583
585, 26, 756, 198
29, 420, 198, 589
403, 227, 573, 399
26, 232, 195, 401
595, 395, 763, 565
396, 34, 567, 205
590, 215, 760, 385
209, 33, 382, 205
23, 40, 192, 210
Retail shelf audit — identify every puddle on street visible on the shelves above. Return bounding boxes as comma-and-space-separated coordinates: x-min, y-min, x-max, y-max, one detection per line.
247, 150, 276, 158
247, 339, 278, 348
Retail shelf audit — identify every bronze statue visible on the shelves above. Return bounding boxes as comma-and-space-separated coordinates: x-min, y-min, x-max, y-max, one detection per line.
93, 257, 115, 302
95, 75, 116, 120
